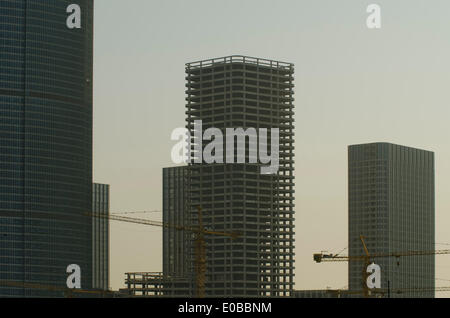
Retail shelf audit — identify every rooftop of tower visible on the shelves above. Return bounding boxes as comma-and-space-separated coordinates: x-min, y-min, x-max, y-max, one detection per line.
348, 142, 434, 154
186, 55, 294, 70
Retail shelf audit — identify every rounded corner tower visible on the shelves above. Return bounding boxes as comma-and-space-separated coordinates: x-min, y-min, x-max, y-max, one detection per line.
0, 0, 94, 297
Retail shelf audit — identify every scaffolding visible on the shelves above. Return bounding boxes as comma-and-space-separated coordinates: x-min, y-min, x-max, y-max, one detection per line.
124, 272, 193, 297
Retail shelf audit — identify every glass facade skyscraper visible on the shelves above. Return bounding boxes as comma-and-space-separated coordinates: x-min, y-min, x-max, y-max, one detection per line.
0, 1, 93, 296
162, 167, 190, 279
348, 142, 435, 298
92, 183, 109, 291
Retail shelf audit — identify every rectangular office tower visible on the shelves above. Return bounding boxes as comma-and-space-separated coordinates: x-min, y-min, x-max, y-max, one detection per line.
162, 167, 190, 279
92, 183, 110, 291
186, 56, 296, 297
348, 143, 435, 298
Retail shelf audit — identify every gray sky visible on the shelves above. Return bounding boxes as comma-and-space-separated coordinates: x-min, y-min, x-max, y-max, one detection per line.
92, 0, 450, 295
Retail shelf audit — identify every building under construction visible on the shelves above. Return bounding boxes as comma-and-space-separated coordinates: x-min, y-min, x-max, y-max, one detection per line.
125, 56, 296, 297
123, 272, 192, 297
186, 56, 296, 297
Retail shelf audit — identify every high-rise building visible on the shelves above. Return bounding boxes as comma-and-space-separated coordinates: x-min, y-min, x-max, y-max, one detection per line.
348, 142, 435, 298
0, 1, 93, 296
92, 183, 110, 291
186, 56, 296, 297
162, 167, 190, 279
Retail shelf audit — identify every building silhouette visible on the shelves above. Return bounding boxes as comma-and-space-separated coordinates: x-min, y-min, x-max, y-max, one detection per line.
92, 183, 110, 291
0, 1, 94, 296
348, 142, 435, 298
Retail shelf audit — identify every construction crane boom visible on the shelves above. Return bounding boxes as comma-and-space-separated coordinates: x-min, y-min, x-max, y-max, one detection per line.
314, 249, 450, 263
87, 206, 239, 298
87, 211, 238, 239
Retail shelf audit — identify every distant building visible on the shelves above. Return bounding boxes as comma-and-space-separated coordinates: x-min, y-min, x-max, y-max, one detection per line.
125, 167, 193, 297
162, 167, 190, 279
348, 142, 435, 298
92, 183, 110, 291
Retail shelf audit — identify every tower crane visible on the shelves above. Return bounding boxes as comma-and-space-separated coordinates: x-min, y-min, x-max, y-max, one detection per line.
86, 206, 239, 298
314, 246, 450, 263
314, 235, 450, 297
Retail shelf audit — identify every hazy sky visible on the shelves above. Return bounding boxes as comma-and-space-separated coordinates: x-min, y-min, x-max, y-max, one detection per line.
92, 0, 450, 295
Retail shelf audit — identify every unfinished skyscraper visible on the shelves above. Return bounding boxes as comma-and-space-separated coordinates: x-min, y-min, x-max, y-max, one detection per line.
126, 56, 296, 297
186, 56, 296, 297
348, 142, 435, 298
